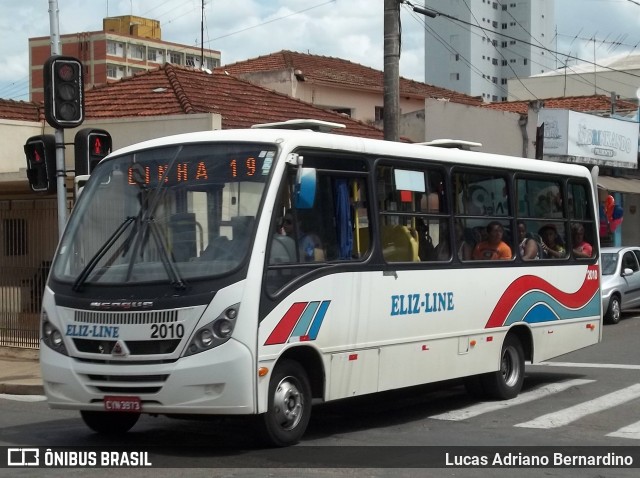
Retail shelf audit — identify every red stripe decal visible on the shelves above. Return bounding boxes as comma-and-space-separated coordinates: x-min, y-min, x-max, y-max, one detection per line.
264, 302, 308, 345
485, 265, 599, 328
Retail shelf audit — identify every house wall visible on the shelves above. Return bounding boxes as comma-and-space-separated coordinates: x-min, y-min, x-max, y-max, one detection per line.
423, 99, 525, 156
508, 69, 640, 103
234, 70, 425, 124
0, 119, 43, 174
0, 113, 222, 180
53, 113, 223, 163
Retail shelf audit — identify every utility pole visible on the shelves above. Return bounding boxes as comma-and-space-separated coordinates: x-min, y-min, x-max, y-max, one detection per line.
383, 0, 400, 141
48, 0, 67, 237
200, 0, 205, 67
384, 1, 437, 141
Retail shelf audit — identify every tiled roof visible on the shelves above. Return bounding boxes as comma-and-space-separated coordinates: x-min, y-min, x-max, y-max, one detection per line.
84, 64, 387, 139
0, 99, 42, 122
221, 50, 484, 106
482, 95, 639, 116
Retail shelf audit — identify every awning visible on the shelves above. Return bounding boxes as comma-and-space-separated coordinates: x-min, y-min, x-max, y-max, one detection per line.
597, 176, 640, 195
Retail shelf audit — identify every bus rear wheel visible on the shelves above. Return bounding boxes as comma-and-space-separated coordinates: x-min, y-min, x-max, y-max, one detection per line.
80, 410, 140, 434
259, 359, 312, 447
464, 334, 524, 400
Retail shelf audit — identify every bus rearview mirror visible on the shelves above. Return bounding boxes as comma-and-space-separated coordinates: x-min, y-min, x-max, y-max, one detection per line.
295, 167, 316, 209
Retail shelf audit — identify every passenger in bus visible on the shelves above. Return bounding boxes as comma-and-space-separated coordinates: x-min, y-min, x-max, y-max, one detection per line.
571, 223, 593, 258
282, 210, 325, 262
517, 221, 540, 260
436, 222, 472, 261
471, 225, 488, 246
454, 221, 473, 261
472, 221, 512, 260
538, 224, 566, 259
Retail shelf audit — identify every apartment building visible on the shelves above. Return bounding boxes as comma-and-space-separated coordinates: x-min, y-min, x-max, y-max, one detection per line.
28, 15, 221, 102
424, 0, 555, 101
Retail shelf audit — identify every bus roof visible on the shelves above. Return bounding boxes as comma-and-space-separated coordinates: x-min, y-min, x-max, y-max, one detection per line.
107, 127, 593, 180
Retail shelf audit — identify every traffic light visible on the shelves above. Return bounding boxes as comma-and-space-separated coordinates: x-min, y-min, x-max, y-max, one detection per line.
24, 135, 57, 193
44, 56, 84, 129
74, 128, 112, 175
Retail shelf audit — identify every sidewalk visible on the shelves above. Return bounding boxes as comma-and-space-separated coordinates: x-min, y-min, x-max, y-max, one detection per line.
0, 346, 44, 395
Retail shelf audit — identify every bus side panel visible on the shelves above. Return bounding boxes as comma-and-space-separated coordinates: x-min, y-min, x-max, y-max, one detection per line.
327, 349, 380, 400
258, 264, 600, 405
529, 320, 600, 363
377, 333, 504, 392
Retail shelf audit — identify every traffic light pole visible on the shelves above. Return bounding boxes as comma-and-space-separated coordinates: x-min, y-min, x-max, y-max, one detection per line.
54, 129, 67, 237
49, 0, 67, 237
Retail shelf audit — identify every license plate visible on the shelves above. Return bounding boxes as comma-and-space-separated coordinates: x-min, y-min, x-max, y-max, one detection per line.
103, 396, 141, 412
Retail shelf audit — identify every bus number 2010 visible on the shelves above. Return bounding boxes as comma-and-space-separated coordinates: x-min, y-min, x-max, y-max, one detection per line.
150, 323, 185, 339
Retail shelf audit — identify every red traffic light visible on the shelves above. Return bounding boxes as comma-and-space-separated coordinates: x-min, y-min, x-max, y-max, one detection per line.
57, 63, 75, 81
24, 135, 57, 193
74, 128, 112, 175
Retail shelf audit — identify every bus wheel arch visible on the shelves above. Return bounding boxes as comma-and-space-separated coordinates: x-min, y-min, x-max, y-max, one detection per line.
278, 345, 325, 401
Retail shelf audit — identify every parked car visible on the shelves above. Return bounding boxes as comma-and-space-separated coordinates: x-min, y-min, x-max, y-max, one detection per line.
600, 246, 640, 324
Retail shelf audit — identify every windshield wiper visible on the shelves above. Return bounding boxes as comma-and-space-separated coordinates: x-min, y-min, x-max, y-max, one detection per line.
149, 220, 186, 290
123, 146, 187, 290
72, 216, 135, 291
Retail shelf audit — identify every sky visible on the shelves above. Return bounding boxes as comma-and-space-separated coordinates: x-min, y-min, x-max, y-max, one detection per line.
0, 0, 639, 101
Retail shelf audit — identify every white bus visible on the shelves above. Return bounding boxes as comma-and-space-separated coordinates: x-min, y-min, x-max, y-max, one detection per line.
41, 121, 602, 446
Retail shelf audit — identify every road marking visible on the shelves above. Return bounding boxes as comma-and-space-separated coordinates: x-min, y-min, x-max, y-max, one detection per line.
515, 383, 640, 429
0, 393, 46, 402
430, 378, 594, 421
607, 420, 640, 440
536, 362, 640, 370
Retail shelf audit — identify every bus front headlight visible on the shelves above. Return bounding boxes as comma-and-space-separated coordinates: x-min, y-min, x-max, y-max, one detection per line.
41, 310, 68, 356
184, 304, 239, 356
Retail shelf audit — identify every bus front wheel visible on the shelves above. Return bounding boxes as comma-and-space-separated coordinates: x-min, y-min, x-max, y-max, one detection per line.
260, 359, 312, 447
80, 410, 140, 434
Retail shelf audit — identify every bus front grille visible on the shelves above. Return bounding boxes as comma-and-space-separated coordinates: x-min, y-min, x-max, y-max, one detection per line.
74, 310, 179, 325
73, 338, 181, 355
83, 373, 169, 395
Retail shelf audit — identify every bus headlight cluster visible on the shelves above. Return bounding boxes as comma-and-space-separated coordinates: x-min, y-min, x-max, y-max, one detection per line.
41, 310, 68, 356
184, 304, 239, 356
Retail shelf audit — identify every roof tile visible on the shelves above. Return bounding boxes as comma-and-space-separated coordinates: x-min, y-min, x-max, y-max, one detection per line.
84, 64, 387, 139
482, 95, 639, 116
221, 50, 484, 106
0, 99, 42, 122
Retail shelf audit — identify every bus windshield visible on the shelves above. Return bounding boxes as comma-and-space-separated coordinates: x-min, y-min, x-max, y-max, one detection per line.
52, 142, 277, 286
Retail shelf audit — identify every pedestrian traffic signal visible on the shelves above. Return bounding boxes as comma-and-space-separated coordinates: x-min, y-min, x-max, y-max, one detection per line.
44, 56, 84, 129
24, 135, 57, 193
74, 128, 112, 175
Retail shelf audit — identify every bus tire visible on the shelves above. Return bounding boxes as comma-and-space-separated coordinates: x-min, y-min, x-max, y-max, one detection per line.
481, 334, 525, 400
80, 410, 140, 434
259, 359, 312, 447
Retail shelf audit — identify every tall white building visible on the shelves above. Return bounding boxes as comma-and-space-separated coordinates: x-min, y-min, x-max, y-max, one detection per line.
423, 0, 555, 102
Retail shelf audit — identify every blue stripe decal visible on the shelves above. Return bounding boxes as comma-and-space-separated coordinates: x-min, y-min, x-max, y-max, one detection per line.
307, 300, 330, 340
504, 291, 601, 326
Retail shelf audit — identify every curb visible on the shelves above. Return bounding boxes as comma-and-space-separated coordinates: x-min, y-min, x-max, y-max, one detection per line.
0, 383, 45, 395
0, 346, 39, 361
